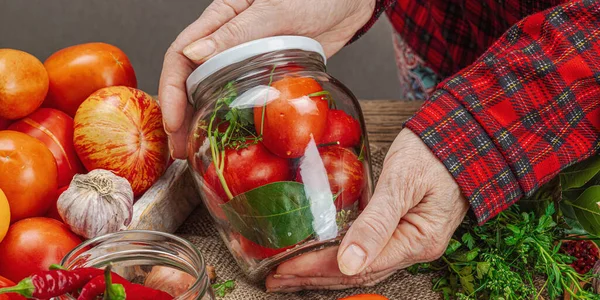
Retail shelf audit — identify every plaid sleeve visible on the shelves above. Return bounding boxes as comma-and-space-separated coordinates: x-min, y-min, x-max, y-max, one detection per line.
405, 0, 600, 224
347, 0, 397, 45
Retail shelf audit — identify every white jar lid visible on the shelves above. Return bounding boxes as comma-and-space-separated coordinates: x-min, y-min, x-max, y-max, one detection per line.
185, 36, 327, 100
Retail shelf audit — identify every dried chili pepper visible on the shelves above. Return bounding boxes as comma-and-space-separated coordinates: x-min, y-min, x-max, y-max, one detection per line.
0, 268, 103, 298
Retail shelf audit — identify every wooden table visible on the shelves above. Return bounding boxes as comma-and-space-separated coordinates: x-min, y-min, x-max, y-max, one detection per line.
360, 100, 423, 148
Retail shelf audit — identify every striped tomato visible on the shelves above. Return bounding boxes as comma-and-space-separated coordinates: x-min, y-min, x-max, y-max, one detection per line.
9, 108, 85, 187
73, 86, 169, 196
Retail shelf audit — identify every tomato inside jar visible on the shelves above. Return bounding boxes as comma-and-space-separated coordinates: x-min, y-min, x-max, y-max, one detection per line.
186, 36, 373, 281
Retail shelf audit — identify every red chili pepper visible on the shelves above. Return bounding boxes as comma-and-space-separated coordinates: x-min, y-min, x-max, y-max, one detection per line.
123, 284, 173, 300
79, 266, 173, 300
0, 268, 103, 299
77, 273, 129, 300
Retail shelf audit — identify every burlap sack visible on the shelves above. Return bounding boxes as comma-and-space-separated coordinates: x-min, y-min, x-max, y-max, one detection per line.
176, 145, 442, 300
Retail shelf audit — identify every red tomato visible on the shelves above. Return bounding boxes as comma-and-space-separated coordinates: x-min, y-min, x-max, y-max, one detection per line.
339, 294, 389, 300
0, 119, 11, 131
297, 146, 365, 210
0, 275, 26, 300
0, 49, 48, 120
0, 131, 58, 222
254, 77, 329, 158
9, 108, 85, 187
202, 141, 292, 218
321, 110, 361, 148
43, 43, 137, 116
0, 217, 81, 282
239, 235, 292, 260
45, 186, 68, 222
73, 86, 169, 196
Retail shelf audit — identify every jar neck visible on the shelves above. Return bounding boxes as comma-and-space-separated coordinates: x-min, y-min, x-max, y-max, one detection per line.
190, 50, 326, 109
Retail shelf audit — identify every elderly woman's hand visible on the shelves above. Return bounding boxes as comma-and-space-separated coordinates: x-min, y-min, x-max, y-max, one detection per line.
265, 128, 470, 292
158, 0, 376, 158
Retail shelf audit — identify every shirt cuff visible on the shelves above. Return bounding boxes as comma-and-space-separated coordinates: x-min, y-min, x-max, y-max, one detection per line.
404, 89, 523, 224
347, 0, 397, 45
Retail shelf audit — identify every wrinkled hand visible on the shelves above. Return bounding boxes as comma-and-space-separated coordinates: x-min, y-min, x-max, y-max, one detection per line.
265, 129, 470, 292
159, 0, 376, 158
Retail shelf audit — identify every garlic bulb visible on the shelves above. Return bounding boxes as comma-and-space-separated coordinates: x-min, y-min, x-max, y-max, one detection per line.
57, 169, 134, 239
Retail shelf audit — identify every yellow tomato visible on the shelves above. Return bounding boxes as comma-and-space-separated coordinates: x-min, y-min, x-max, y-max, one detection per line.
0, 188, 9, 243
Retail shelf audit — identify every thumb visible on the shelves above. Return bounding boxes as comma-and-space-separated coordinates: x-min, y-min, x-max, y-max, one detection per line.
337, 172, 407, 276
183, 5, 283, 63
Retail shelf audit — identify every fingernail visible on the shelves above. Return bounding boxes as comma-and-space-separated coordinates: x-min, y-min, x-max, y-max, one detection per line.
168, 138, 175, 159
163, 120, 173, 134
183, 39, 216, 62
339, 244, 367, 275
272, 274, 296, 279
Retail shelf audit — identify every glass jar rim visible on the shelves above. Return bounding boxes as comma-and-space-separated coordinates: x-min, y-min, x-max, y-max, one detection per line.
60, 230, 208, 298
185, 35, 326, 99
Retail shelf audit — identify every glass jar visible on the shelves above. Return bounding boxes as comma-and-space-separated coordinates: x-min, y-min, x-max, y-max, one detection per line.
60, 230, 214, 300
186, 36, 373, 281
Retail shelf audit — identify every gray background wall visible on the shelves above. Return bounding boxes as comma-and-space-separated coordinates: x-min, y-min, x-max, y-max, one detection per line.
0, 0, 399, 100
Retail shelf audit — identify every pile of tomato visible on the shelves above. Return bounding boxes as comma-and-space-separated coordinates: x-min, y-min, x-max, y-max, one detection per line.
198, 76, 367, 260
0, 43, 169, 291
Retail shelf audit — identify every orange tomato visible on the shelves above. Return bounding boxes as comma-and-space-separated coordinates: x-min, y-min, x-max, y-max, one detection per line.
0, 218, 81, 282
0, 275, 26, 300
0, 189, 8, 243
0, 49, 48, 120
339, 294, 389, 300
9, 108, 85, 187
0, 131, 58, 222
73, 86, 169, 196
45, 186, 68, 222
43, 43, 137, 116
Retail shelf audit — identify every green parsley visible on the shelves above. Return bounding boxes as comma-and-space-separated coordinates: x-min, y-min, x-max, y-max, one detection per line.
212, 279, 235, 298
409, 204, 600, 299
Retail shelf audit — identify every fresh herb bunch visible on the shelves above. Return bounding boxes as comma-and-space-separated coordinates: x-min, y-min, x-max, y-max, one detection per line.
409, 204, 599, 299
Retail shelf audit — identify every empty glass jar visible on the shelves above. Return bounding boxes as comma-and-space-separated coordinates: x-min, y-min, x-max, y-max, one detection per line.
60, 230, 213, 299
186, 36, 373, 281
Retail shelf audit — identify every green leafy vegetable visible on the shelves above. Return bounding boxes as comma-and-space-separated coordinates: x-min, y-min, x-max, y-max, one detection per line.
461, 233, 475, 250
413, 204, 598, 299
564, 185, 600, 235
212, 279, 235, 297
221, 181, 314, 248
561, 156, 600, 190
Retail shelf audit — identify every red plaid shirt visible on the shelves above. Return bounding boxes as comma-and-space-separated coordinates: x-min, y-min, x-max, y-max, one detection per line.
353, 0, 600, 223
